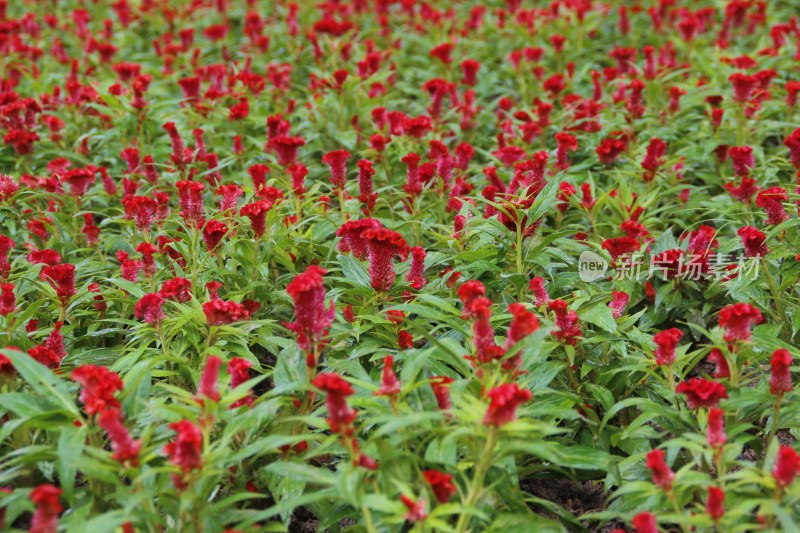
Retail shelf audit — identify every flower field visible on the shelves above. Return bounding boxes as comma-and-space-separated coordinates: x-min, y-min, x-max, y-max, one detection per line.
1, 0, 800, 531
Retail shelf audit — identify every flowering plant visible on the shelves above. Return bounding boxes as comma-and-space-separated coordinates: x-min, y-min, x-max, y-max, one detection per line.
1, 1, 800, 532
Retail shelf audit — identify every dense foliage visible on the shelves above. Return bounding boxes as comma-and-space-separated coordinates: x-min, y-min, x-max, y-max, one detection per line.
0, 0, 799, 531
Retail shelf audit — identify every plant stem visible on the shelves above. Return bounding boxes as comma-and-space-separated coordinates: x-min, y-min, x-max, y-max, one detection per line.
455, 427, 497, 533
761, 258, 790, 342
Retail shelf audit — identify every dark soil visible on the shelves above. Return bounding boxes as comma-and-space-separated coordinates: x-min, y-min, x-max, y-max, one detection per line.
288, 506, 319, 533
522, 477, 618, 530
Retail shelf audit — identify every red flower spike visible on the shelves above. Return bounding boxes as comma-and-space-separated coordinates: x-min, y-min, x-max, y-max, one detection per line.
631, 512, 657, 533
285, 265, 335, 355
165, 420, 203, 488
203, 299, 249, 326
608, 291, 629, 319
197, 355, 222, 402
322, 149, 351, 191
375, 355, 400, 398
528, 277, 550, 306
706, 486, 725, 521
160, 277, 192, 303
653, 328, 683, 366
429, 376, 454, 411
362, 228, 409, 292
773, 446, 800, 488
645, 449, 675, 489
423, 470, 457, 503
228, 357, 254, 408
484, 383, 531, 427
707, 408, 727, 448
770, 349, 793, 395
676, 378, 728, 409
549, 300, 582, 345
71, 365, 123, 416
0, 283, 14, 316
755, 187, 789, 225
718, 303, 762, 343
98, 408, 141, 465
707, 348, 731, 379
737, 226, 768, 257
312, 373, 356, 433
29, 484, 62, 533
134, 293, 165, 324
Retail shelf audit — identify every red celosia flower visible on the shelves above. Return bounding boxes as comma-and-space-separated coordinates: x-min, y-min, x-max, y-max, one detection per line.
176, 180, 205, 227
337, 218, 383, 259
728, 146, 754, 177
203, 220, 228, 252
165, 419, 203, 488
122, 196, 158, 231
458, 280, 486, 313
755, 186, 789, 225
653, 328, 683, 365
98, 408, 141, 464
160, 277, 192, 303
423, 469, 456, 503
228, 357, 254, 408
288, 163, 308, 197
641, 138, 667, 181
0, 235, 13, 278
631, 512, 657, 533
484, 383, 531, 426
773, 446, 800, 488
362, 228, 409, 292
725, 176, 759, 203
596, 136, 627, 165
529, 277, 550, 306
400, 495, 427, 522
465, 297, 505, 363
554, 132, 578, 170
29, 484, 62, 533
285, 265, 335, 356
706, 486, 725, 521
430, 376, 454, 411
729, 72, 758, 102
28, 250, 61, 266
203, 299, 249, 326
707, 407, 727, 448
28, 345, 61, 368
217, 184, 244, 212
406, 246, 427, 289
784, 128, 800, 170
602, 237, 640, 261
0, 283, 14, 316
40, 263, 76, 306
313, 373, 357, 433
718, 303, 762, 342
197, 355, 222, 402
134, 293, 165, 324
71, 365, 123, 416
707, 348, 731, 379
770, 349, 793, 395
645, 449, 675, 489
240, 200, 271, 238
322, 149, 351, 191
505, 303, 539, 349
398, 330, 414, 349
549, 300, 582, 345
608, 291, 629, 319
676, 378, 728, 409
374, 355, 400, 398
357, 159, 377, 214
460, 59, 480, 86
737, 226, 768, 257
